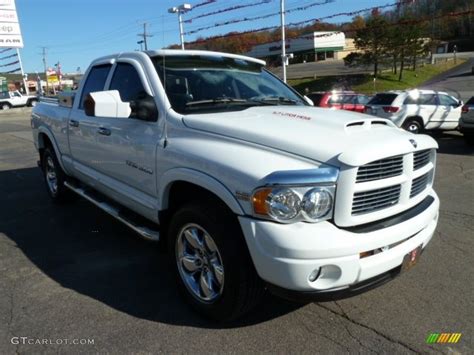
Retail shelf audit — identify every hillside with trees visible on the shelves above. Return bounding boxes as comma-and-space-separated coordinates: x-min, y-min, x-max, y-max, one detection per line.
180, 0, 474, 66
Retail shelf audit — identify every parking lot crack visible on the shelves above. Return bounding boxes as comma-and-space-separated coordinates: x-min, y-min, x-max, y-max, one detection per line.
333, 302, 381, 354
298, 310, 352, 352
315, 303, 419, 353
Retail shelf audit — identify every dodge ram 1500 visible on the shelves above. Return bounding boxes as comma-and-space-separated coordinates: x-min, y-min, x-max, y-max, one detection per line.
31, 50, 439, 321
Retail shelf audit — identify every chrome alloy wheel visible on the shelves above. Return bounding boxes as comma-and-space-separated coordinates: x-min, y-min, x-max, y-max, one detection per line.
176, 224, 225, 303
45, 156, 58, 195
407, 123, 420, 133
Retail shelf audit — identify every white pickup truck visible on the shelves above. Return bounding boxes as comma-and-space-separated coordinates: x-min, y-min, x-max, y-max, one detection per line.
31, 50, 440, 321
0, 90, 38, 110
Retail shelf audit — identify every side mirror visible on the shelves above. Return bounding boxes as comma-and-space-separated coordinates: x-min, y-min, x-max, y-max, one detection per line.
84, 90, 131, 118
304, 95, 314, 106
129, 94, 159, 122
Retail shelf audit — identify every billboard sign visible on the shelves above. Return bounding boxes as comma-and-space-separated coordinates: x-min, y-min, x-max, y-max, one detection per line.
0, 0, 23, 48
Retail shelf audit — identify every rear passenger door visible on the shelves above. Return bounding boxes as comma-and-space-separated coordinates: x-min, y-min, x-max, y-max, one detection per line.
437, 94, 462, 129
68, 63, 112, 175
415, 93, 438, 123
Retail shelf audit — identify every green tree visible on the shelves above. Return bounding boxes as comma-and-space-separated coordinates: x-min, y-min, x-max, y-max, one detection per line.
352, 12, 390, 77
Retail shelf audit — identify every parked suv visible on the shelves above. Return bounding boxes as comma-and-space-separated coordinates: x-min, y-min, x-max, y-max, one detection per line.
460, 96, 474, 146
0, 90, 38, 110
307, 91, 371, 113
365, 90, 463, 133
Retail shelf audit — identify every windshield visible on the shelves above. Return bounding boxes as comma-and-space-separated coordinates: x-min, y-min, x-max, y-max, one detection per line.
151, 55, 306, 114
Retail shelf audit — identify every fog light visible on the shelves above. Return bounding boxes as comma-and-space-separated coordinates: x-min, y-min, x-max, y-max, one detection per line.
308, 268, 321, 282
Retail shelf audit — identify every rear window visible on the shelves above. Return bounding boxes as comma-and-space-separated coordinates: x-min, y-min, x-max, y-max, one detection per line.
367, 93, 398, 105
307, 93, 324, 106
329, 95, 355, 104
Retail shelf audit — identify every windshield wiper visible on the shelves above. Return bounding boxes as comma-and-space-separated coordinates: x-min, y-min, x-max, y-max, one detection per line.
251, 96, 298, 105
186, 98, 248, 107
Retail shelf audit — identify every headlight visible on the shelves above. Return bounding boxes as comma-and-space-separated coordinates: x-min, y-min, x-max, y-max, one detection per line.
301, 188, 333, 220
252, 185, 336, 223
267, 188, 301, 221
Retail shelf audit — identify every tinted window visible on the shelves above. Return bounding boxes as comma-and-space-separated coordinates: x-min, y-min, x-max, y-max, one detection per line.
438, 94, 458, 106
307, 93, 324, 106
357, 95, 370, 105
367, 94, 398, 105
466, 97, 474, 105
0, 92, 8, 99
79, 64, 112, 109
109, 63, 148, 102
418, 94, 437, 105
330, 95, 356, 104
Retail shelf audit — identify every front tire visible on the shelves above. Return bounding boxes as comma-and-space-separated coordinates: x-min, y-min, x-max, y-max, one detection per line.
168, 201, 264, 321
28, 99, 38, 107
402, 118, 423, 134
42, 147, 73, 203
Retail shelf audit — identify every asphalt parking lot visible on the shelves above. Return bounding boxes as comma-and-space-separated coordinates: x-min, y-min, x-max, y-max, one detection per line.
0, 110, 473, 354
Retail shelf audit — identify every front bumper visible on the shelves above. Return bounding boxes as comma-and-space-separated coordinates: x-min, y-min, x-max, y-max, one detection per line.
239, 191, 439, 294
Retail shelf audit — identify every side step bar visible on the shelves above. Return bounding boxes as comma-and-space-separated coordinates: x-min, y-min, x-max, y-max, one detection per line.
64, 181, 160, 242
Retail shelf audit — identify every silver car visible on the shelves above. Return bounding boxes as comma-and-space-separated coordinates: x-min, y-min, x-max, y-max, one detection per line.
460, 97, 474, 146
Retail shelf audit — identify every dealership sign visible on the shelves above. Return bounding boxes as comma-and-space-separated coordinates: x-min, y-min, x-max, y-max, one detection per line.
0, 0, 23, 48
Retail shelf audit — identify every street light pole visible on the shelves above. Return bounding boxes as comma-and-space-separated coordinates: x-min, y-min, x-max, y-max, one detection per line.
280, 0, 287, 83
168, 4, 192, 50
178, 11, 185, 50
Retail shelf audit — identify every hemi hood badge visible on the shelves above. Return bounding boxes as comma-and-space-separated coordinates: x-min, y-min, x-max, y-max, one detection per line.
409, 139, 417, 148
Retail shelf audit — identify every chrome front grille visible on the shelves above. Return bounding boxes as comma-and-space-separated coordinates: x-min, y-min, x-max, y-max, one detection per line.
414, 150, 431, 170
352, 185, 401, 215
410, 173, 430, 198
356, 156, 403, 183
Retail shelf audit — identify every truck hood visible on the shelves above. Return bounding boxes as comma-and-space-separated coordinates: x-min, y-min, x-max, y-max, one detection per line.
183, 106, 438, 167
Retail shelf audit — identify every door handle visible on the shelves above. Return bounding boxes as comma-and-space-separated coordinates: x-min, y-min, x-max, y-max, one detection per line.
98, 127, 111, 136
69, 120, 79, 128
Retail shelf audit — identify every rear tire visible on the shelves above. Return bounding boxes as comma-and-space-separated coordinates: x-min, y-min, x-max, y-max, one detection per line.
168, 201, 264, 321
1, 103, 11, 110
402, 118, 423, 134
42, 147, 73, 203
464, 134, 474, 146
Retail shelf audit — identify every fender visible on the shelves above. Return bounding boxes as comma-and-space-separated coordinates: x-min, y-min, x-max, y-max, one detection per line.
159, 168, 244, 215
37, 126, 70, 174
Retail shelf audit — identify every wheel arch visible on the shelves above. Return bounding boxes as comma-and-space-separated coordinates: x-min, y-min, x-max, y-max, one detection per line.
159, 168, 244, 217
37, 128, 67, 172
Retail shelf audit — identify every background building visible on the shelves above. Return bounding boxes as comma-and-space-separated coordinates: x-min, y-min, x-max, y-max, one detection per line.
246, 31, 352, 66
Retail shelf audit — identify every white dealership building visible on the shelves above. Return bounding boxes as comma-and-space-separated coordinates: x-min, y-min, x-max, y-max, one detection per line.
246, 31, 354, 66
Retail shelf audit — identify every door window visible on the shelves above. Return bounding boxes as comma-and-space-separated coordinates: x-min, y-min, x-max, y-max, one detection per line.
109, 63, 157, 121
418, 94, 437, 105
79, 64, 112, 109
109, 63, 148, 103
438, 94, 458, 106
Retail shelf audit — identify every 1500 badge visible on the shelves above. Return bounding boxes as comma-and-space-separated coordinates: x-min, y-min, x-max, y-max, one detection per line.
126, 160, 153, 175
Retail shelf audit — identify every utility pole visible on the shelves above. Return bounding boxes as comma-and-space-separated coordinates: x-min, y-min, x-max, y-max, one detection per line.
137, 23, 153, 51
168, 4, 192, 50
40, 46, 49, 94
280, 0, 287, 83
